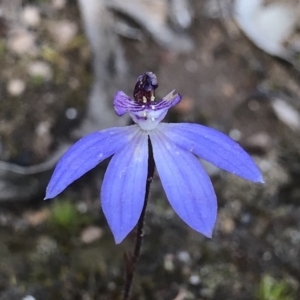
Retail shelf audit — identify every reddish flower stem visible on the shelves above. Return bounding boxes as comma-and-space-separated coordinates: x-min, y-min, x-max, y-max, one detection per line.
122, 138, 155, 300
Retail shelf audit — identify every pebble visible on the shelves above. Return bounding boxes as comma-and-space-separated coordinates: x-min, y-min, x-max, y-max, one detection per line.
8, 30, 37, 55
36, 121, 51, 136
248, 99, 260, 111
80, 226, 103, 244
22, 296, 36, 300
245, 132, 272, 153
76, 202, 88, 213
229, 129, 242, 141
48, 20, 78, 48
52, 0, 67, 10
7, 79, 25, 96
271, 98, 300, 131
218, 212, 235, 234
24, 209, 49, 226
27, 61, 53, 81
65, 107, 78, 120
22, 6, 41, 27
189, 274, 201, 285
177, 251, 191, 263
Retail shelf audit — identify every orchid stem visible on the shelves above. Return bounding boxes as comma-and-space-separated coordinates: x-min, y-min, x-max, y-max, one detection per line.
122, 138, 155, 300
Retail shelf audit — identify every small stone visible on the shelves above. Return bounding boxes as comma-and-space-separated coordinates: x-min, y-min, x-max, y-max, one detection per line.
24, 209, 49, 226
248, 100, 260, 111
36, 121, 51, 136
76, 202, 88, 213
240, 213, 252, 225
189, 274, 201, 285
7, 79, 25, 96
177, 251, 191, 263
65, 107, 78, 120
48, 20, 78, 48
271, 98, 300, 130
245, 132, 272, 153
22, 6, 41, 27
218, 211, 235, 234
33, 121, 52, 156
52, 0, 66, 9
80, 226, 103, 244
22, 296, 36, 300
8, 30, 37, 55
27, 61, 53, 81
69, 77, 80, 89
222, 83, 235, 98
229, 129, 242, 141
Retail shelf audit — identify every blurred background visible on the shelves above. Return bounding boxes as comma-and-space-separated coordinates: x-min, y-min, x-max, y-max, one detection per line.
0, 0, 300, 299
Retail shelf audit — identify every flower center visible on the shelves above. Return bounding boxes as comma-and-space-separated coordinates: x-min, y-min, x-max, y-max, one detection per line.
133, 72, 158, 104
113, 72, 181, 131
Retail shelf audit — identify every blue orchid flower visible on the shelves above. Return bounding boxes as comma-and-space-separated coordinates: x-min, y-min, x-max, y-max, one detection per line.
45, 72, 263, 244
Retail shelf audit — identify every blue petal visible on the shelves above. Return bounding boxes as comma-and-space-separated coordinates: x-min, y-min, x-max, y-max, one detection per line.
45, 126, 139, 199
101, 130, 148, 244
158, 123, 264, 183
150, 130, 217, 238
